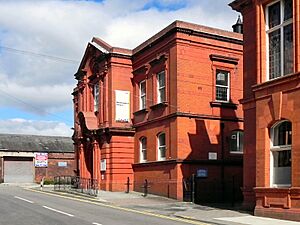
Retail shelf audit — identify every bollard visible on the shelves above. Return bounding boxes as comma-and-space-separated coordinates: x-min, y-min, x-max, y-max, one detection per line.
40, 177, 45, 191
125, 177, 130, 193
143, 179, 149, 197
191, 174, 195, 203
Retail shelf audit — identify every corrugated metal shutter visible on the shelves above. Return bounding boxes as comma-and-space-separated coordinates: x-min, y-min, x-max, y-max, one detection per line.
4, 157, 34, 183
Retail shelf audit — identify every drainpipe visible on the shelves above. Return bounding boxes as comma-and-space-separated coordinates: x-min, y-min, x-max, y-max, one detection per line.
220, 122, 225, 202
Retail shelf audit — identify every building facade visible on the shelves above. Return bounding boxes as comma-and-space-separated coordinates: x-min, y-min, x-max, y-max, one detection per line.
230, 0, 300, 221
72, 38, 135, 191
0, 134, 75, 183
73, 20, 244, 201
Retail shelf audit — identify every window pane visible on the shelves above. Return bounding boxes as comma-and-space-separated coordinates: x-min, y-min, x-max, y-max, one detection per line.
277, 150, 291, 167
158, 71, 165, 87
140, 81, 146, 95
159, 133, 165, 146
216, 86, 228, 101
284, 0, 293, 21
159, 88, 166, 102
141, 96, 146, 109
140, 138, 147, 161
268, 2, 281, 28
273, 121, 292, 146
273, 151, 291, 184
216, 71, 228, 86
269, 30, 281, 79
94, 84, 99, 112
159, 147, 166, 158
230, 131, 244, 152
141, 138, 146, 149
142, 150, 147, 161
284, 23, 293, 75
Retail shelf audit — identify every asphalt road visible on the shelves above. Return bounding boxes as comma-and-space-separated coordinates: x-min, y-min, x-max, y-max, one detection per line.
0, 186, 207, 225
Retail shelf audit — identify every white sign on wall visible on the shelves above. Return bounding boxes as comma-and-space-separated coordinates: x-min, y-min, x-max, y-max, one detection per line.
58, 162, 67, 167
208, 152, 217, 160
34, 152, 48, 167
100, 159, 106, 171
115, 90, 130, 123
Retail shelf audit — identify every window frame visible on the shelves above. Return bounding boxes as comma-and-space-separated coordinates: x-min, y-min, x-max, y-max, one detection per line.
139, 137, 147, 163
229, 130, 244, 154
157, 132, 166, 161
215, 69, 230, 102
270, 120, 292, 187
265, 0, 293, 80
139, 80, 146, 110
93, 83, 99, 112
157, 71, 166, 103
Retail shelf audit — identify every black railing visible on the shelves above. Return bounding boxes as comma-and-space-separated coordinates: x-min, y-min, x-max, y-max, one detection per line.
54, 176, 98, 196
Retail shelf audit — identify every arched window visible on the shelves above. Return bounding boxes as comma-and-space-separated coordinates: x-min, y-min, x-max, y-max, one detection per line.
230, 130, 244, 153
93, 83, 99, 112
139, 137, 147, 163
270, 120, 291, 186
157, 133, 166, 161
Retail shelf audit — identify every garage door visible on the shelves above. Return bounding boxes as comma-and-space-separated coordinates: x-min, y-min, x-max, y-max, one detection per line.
4, 157, 34, 183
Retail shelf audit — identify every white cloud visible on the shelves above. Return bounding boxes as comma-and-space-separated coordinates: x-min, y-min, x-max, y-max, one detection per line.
0, 118, 72, 137
0, 0, 239, 135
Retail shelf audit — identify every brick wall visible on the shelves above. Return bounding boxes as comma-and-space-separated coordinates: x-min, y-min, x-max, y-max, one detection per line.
35, 152, 75, 182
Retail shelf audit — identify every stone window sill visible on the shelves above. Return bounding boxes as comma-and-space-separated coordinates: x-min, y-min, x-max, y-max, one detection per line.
133, 108, 148, 116
150, 102, 168, 110
210, 101, 238, 109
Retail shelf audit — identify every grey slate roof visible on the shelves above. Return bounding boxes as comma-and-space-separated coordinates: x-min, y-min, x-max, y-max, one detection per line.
0, 134, 74, 153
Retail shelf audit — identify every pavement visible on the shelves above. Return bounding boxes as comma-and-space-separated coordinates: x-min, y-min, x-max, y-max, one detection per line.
94, 190, 300, 225
2, 183, 300, 225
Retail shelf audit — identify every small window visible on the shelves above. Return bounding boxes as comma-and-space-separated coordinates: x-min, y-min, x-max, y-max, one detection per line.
139, 81, 146, 110
271, 120, 292, 186
230, 130, 244, 153
157, 133, 166, 161
157, 71, 166, 103
93, 83, 99, 112
140, 137, 147, 163
216, 70, 230, 102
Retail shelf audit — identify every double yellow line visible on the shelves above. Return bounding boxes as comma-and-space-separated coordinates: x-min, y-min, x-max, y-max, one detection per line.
26, 188, 209, 225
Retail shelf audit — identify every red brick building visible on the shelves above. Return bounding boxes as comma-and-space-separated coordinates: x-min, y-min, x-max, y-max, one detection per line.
72, 38, 134, 191
0, 134, 75, 183
73, 20, 244, 201
230, 0, 300, 221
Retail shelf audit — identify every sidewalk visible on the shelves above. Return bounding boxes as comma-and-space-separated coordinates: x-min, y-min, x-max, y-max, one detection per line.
37, 185, 300, 225
94, 190, 300, 225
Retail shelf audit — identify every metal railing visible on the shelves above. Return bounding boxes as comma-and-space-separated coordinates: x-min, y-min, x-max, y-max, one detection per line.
54, 176, 98, 196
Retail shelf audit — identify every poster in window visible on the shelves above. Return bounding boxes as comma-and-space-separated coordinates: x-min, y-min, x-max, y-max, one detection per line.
115, 90, 130, 123
217, 72, 225, 81
34, 152, 48, 167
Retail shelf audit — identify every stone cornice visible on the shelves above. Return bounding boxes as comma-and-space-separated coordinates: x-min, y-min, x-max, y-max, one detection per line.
229, 0, 253, 12
209, 54, 239, 65
133, 111, 243, 128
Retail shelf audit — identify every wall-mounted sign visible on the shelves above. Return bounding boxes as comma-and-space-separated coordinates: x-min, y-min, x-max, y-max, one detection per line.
58, 162, 67, 167
208, 152, 217, 160
197, 169, 208, 178
115, 90, 130, 123
100, 159, 106, 171
34, 152, 48, 167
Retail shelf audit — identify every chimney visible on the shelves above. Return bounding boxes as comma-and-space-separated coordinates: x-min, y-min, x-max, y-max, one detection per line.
232, 15, 243, 34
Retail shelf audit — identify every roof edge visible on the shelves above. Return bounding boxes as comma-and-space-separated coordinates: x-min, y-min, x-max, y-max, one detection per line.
91, 37, 132, 56
133, 20, 243, 55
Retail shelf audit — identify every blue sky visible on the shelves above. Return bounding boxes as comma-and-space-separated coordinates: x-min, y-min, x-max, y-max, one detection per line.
0, 0, 238, 136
